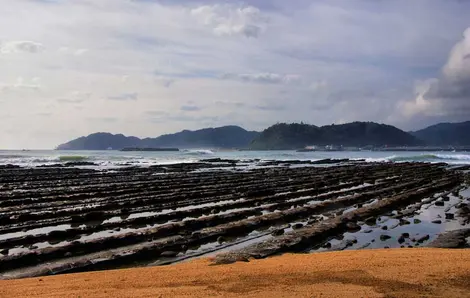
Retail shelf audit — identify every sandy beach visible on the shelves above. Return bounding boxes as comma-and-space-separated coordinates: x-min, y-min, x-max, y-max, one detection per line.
1, 248, 469, 298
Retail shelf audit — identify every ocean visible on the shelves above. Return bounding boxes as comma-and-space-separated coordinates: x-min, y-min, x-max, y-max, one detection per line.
1, 149, 469, 168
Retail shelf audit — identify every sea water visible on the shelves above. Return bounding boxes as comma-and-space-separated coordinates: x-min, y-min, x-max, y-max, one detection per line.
0, 149, 469, 168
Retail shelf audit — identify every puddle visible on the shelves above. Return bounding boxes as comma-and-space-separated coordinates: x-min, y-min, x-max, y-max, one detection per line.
312, 188, 470, 252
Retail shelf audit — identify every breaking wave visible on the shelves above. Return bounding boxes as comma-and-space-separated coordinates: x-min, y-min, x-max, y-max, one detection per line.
58, 155, 89, 162
182, 149, 215, 156
389, 154, 470, 162
363, 154, 470, 164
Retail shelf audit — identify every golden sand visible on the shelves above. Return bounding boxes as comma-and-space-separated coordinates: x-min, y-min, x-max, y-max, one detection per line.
1, 248, 469, 298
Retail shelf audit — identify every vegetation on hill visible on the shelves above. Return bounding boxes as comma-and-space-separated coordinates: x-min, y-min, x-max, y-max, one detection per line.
250, 122, 423, 150
411, 121, 470, 146
56, 126, 259, 150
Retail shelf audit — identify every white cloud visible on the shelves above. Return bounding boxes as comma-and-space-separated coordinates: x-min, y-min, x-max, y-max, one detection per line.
107, 92, 138, 101
74, 48, 89, 56
0, 41, 44, 54
0, 77, 41, 92
310, 80, 328, 92
190, 5, 266, 38
57, 91, 91, 104
221, 73, 301, 84
400, 27, 470, 119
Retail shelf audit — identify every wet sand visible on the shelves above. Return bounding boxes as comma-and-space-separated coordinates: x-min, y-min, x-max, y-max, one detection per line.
1, 248, 469, 298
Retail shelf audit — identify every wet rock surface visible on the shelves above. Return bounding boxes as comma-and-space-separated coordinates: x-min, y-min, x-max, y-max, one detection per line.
0, 160, 468, 278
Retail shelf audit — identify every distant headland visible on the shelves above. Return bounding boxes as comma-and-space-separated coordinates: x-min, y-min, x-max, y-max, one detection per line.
56, 121, 470, 150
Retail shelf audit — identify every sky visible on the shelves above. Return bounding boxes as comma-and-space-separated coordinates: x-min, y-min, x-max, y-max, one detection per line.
0, 0, 469, 149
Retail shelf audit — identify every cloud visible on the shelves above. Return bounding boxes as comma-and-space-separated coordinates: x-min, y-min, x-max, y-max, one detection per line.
0, 77, 41, 92
190, 5, 266, 38
35, 112, 53, 117
400, 27, 470, 118
214, 101, 245, 108
154, 76, 175, 88
180, 105, 202, 112
220, 73, 302, 84
74, 48, 89, 56
254, 104, 286, 111
87, 117, 118, 123
57, 91, 91, 104
107, 92, 138, 101
0, 41, 44, 54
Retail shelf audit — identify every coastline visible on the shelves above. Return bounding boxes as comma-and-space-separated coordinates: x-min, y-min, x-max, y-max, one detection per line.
1, 248, 469, 297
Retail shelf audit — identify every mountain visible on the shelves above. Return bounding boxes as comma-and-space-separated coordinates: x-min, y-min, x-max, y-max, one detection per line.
56, 126, 259, 150
411, 121, 470, 146
250, 122, 422, 150
56, 133, 141, 150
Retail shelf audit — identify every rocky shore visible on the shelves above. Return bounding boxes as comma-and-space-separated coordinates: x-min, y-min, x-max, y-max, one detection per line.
0, 159, 469, 278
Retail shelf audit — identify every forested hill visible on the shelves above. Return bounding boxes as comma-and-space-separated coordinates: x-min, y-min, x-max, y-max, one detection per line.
57, 126, 259, 150
250, 122, 423, 150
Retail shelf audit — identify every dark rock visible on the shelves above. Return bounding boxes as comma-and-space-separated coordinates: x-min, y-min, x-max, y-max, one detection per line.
381, 225, 388, 230
365, 217, 376, 225
445, 213, 454, 220
83, 211, 106, 221
191, 232, 201, 238
416, 235, 430, 244
271, 229, 284, 236
427, 228, 470, 248
363, 229, 373, 233
0, 249, 9, 255
64, 161, 98, 167
399, 219, 411, 225
0, 164, 20, 169
401, 233, 410, 238
413, 218, 421, 224
435, 201, 445, 206
442, 195, 450, 201
346, 222, 360, 232
292, 223, 304, 230
335, 234, 344, 241
217, 236, 226, 243
380, 235, 391, 241
398, 236, 406, 244
323, 242, 332, 249
307, 219, 318, 225
432, 220, 442, 224
160, 251, 178, 258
